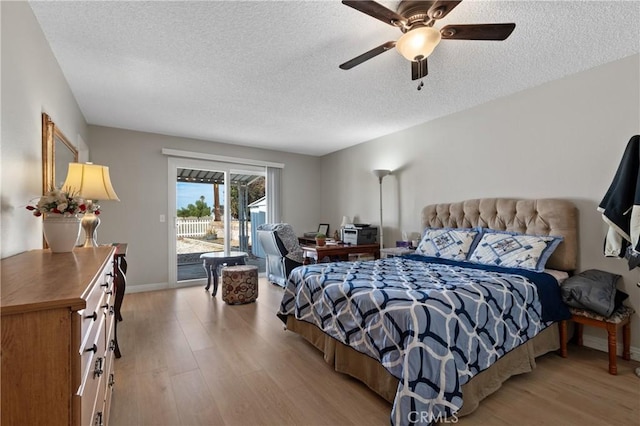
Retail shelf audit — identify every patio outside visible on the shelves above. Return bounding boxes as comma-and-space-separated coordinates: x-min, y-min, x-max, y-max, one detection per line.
177, 219, 265, 281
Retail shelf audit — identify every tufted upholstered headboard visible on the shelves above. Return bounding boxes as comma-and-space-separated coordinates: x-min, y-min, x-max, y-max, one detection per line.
421, 198, 578, 272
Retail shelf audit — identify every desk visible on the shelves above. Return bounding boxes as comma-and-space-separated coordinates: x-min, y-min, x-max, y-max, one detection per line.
200, 251, 248, 296
302, 243, 380, 264
298, 236, 318, 245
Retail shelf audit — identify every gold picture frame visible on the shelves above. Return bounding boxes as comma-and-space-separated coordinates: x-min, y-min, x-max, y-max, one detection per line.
42, 112, 78, 194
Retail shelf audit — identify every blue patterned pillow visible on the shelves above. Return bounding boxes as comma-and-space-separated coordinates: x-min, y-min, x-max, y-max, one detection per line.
468, 230, 563, 272
415, 227, 481, 261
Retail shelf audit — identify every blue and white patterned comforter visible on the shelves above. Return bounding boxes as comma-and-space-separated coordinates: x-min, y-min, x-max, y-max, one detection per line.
278, 255, 569, 425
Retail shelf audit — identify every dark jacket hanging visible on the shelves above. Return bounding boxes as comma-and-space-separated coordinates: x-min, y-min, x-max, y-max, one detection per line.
598, 135, 640, 268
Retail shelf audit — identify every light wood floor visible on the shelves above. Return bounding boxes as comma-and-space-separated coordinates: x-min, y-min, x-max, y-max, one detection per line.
110, 278, 640, 426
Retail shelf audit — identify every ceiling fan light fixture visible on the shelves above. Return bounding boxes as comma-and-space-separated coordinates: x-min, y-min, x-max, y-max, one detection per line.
396, 26, 442, 61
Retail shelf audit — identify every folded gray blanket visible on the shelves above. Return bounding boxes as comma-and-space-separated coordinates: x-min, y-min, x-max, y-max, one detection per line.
561, 269, 621, 317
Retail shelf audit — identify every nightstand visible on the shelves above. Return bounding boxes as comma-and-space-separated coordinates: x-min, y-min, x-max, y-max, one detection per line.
380, 247, 415, 258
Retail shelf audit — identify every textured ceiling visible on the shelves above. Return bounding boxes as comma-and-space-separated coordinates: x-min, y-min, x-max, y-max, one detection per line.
29, 1, 640, 156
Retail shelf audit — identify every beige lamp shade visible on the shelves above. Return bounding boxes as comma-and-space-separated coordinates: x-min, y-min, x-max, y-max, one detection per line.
62, 162, 120, 201
396, 26, 442, 61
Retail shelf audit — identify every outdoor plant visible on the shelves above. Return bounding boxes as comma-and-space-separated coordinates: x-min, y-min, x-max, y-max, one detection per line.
177, 195, 211, 218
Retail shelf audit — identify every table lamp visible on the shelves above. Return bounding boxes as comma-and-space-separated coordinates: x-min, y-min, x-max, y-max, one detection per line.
63, 162, 120, 247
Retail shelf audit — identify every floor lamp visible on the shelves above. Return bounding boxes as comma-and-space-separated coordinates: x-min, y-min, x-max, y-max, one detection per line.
63, 162, 120, 247
372, 169, 391, 250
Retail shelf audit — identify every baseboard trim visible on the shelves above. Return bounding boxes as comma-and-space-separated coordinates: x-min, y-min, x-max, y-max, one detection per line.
125, 282, 169, 293
581, 334, 640, 362
125, 281, 205, 293
123, 272, 266, 294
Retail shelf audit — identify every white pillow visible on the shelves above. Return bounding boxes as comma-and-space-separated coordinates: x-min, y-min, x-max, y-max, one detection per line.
415, 227, 480, 261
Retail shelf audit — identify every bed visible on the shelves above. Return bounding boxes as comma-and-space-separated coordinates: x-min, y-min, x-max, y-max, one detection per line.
277, 198, 578, 425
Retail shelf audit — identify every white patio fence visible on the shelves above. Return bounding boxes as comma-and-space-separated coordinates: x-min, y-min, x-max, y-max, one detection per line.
176, 217, 212, 238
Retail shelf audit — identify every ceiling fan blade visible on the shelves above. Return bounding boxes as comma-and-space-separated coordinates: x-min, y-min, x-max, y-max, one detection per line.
440, 23, 516, 40
342, 1, 406, 27
411, 57, 428, 81
428, 1, 463, 20
340, 41, 396, 70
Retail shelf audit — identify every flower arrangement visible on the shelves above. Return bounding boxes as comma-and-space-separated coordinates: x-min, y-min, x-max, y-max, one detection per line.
26, 187, 100, 217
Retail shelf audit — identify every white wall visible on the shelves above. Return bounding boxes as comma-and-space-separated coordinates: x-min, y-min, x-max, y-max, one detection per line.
86, 126, 321, 289
1, 1, 88, 258
320, 54, 640, 351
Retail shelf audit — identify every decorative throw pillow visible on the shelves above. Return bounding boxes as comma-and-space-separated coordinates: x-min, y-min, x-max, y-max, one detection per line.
415, 227, 481, 261
561, 269, 622, 317
468, 230, 563, 272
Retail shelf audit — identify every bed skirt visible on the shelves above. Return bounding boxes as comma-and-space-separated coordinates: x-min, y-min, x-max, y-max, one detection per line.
285, 316, 561, 417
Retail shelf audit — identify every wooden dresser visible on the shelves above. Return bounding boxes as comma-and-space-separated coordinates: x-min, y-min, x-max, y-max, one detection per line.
1, 246, 117, 426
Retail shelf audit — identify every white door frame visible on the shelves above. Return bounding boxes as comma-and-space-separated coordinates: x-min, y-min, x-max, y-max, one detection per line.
167, 156, 264, 288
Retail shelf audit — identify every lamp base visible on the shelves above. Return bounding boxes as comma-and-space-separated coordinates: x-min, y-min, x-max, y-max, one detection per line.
81, 213, 101, 248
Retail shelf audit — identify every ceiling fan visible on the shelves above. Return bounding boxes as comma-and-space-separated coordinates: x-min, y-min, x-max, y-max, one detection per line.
339, 0, 516, 81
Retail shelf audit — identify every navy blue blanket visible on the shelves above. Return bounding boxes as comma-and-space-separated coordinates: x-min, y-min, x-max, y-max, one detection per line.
403, 254, 571, 322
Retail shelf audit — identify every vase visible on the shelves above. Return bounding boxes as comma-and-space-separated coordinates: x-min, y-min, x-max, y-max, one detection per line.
43, 214, 81, 253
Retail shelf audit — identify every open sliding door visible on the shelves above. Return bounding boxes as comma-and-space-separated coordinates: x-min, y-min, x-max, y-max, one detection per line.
168, 157, 266, 288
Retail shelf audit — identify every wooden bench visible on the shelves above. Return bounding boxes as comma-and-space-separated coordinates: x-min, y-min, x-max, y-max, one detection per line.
559, 305, 634, 375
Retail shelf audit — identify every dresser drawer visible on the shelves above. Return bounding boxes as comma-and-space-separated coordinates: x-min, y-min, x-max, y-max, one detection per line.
93, 307, 116, 426
102, 348, 116, 426
78, 292, 105, 378
91, 369, 108, 426
80, 262, 113, 339
80, 283, 104, 342
78, 313, 107, 426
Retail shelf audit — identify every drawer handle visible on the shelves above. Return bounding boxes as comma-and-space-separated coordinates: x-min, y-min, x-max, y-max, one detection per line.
108, 373, 115, 387
100, 282, 109, 288
85, 311, 97, 321
109, 339, 116, 351
101, 303, 109, 310
94, 411, 103, 426
85, 343, 98, 353
94, 357, 104, 378
107, 272, 114, 278
105, 289, 113, 295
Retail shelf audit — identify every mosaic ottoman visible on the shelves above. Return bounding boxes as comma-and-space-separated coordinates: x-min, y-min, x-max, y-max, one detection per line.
221, 265, 258, 305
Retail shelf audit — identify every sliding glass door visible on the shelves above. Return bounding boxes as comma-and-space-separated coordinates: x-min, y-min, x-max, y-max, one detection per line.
168, 157, 266, 287
175, 166, 226, 282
